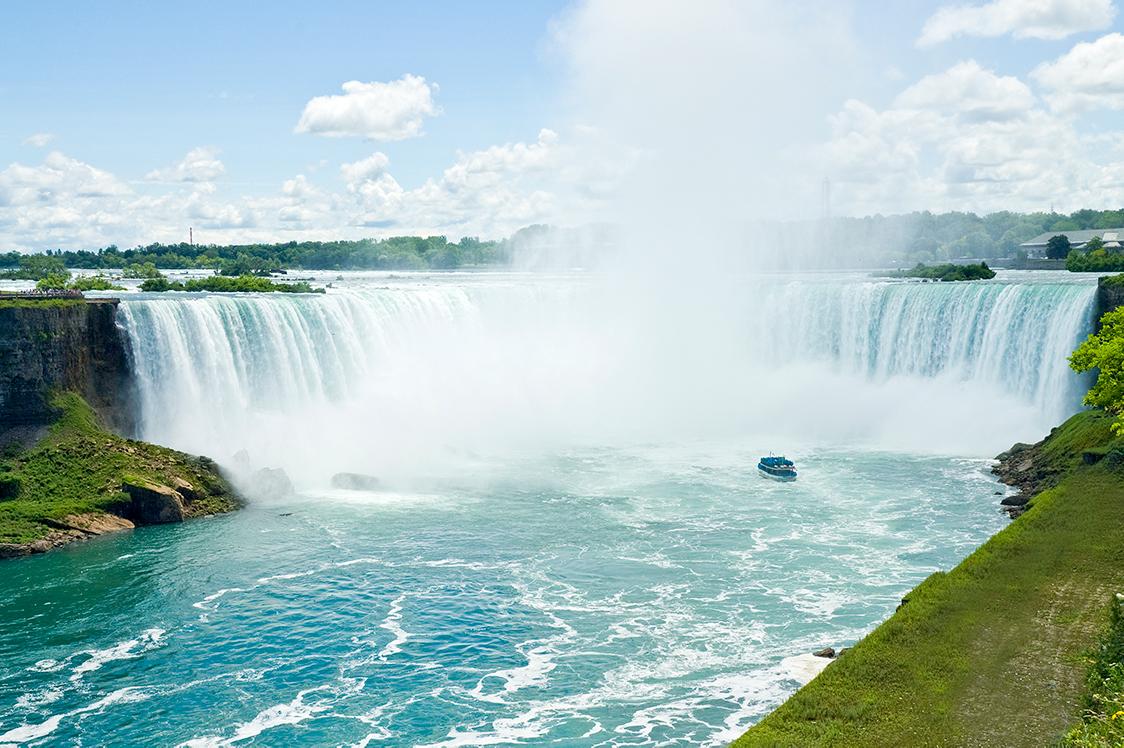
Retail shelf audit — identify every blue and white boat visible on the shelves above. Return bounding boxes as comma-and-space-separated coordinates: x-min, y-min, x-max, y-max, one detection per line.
758, 455, 797, 481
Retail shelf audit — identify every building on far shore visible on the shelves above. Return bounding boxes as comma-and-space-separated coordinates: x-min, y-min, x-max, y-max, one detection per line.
1020, 228, 1124, 257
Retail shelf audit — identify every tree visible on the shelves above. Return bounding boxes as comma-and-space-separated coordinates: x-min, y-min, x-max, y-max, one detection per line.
1071, 298, 1124, 434
1046, 234, 1072, 259
1085, 236, 1106, 253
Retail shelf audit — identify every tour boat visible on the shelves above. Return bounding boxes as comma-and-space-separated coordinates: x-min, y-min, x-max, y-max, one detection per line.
758, 455, 797, 481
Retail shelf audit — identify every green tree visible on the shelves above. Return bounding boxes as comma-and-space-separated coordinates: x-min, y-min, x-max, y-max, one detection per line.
1085, 236, 1106, 253
1071, 298, 1124, 434
1047, 234, 1072, 259
34, 271, 71, 290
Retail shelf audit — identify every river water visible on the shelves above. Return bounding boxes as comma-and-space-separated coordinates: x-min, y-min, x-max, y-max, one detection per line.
0, 270, 1097, 746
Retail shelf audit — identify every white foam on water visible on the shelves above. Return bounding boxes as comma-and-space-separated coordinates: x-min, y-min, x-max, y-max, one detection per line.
779, 653, 832, 685
0, 687, 149, 745
69, 628, 165, 682
13, 688, 62, 710
377, 594, 410, 661
179, 687, 329, 747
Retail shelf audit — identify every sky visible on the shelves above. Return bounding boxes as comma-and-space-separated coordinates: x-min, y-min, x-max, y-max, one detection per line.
2, 0, 1124, 250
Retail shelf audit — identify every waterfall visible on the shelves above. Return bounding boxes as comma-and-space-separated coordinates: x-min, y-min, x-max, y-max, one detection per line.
117, 274, 1097, 483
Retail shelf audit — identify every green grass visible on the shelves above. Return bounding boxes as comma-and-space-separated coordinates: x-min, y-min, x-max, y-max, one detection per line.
0, 298, 85, 309
0, 392, 238, 544
1061, 595, 1124, 747
734, 409, 1124, 747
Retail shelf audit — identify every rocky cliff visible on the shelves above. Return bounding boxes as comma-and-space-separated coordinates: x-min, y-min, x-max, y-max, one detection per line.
1097, 276, 1124, 327
0, 299, 134, 433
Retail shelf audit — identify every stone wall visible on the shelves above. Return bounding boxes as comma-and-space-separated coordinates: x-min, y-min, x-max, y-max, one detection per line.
0, 299, 134, 432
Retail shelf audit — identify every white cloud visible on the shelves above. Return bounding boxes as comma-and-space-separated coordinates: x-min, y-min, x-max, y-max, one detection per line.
22, 133, 55, 148
0, 151, 129, 207
335, 129, 594, 235
339, 152, 391, 187
0, 126, 606, 249
1032, 32, 1124, 111
918, 0, 1115, 46
295, 75, 439, 140
894, 61, 1034, 121
145, 146, 226, 183
823, 60, 1124, 214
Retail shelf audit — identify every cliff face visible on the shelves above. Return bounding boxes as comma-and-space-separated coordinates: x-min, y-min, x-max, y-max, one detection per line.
0, 299, 134, 433
1097, 276, 1124, 326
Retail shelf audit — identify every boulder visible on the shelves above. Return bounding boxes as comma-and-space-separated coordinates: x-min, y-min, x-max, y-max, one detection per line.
253, 467, 295, 498
330, 472, 381, 491
0, 543, 30, 559
170, 477, 199, 503
122, 480, 186, 524
1000, 494, 1029, 507
59, 513, 134, 535
29, 539, 51, 554
813, 647, 836, 659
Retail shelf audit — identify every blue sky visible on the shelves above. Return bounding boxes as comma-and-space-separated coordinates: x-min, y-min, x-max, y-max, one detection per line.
2, 0, 1123, 249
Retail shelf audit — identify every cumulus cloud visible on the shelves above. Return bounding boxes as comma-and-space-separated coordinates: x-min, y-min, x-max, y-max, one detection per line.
918, 0, 1115, 46
295, 75, 440, 140
1032, 32, 1124, 111
0, 127, 605, 249
339, 152, 391, 186
145, 146, 226, 182
894, 60, 1034, 121
337, 129, 585, 235
822, 59, 1124, 214
22, 133, 55, 148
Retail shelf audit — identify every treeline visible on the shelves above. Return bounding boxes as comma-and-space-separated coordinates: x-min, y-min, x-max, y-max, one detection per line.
822, 208, 1124, 264
0, 236, 509, 272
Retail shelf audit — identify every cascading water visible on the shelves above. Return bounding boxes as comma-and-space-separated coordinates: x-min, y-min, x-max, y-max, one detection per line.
2, 270, 1101, 747
116, 271, 1097, 482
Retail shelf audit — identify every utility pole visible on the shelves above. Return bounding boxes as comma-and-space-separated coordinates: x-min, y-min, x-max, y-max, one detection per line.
189, 227, 193, 246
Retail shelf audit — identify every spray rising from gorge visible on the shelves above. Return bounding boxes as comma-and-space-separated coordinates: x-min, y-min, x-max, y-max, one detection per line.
117, 273, 1097, 487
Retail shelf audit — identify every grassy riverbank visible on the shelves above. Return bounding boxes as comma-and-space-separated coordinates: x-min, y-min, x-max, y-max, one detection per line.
735, 409, 1124, 747
0, 392, 239, 550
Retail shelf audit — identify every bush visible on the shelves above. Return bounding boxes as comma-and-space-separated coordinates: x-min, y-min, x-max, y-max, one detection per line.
68, 275, 124, 291
1068, 249, 1124, 273
1061, 596, 1124, 746
0, 473, 20, 500
141, 274, 323, 294
893, 262, 996, 282
35, 272, 71, 290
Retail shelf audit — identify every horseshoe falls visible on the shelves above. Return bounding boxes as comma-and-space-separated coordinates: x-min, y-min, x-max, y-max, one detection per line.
0, 271, 1098, 746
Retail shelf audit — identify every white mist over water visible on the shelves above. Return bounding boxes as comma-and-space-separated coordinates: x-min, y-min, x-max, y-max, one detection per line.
116, 271, 1095, 487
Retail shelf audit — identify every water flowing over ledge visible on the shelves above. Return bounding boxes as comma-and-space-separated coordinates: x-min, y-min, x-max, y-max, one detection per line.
116, 272, 1097, 481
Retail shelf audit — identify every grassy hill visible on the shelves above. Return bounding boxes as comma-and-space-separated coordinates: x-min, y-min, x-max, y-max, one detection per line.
735, 409, 1124, 747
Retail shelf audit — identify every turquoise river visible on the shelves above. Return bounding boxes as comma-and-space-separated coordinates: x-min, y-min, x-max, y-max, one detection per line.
0, 271, 1100, 746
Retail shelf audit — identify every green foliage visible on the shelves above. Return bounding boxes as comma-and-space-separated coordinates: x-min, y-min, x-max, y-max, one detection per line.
0, 297, 84, 309
735, 409, 1124, 747
2, 235, 509, 273
67, 275, 124, 291
218, 252, 280, 276
34, 272, 71, 290
138, 276, 175, 292
121, 261, 162, 279
0, 254, 68, 280
1062, 597, 1124, 747
1048, 234, 1074, 259
0, 473, 20, 500
1068, 248, 1124, 272
140, 274, 324, 293
1086, 236, 1107, 253
894, 262, 996, 281
0, 392, 239, 544
1071, 307, 1124, 434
